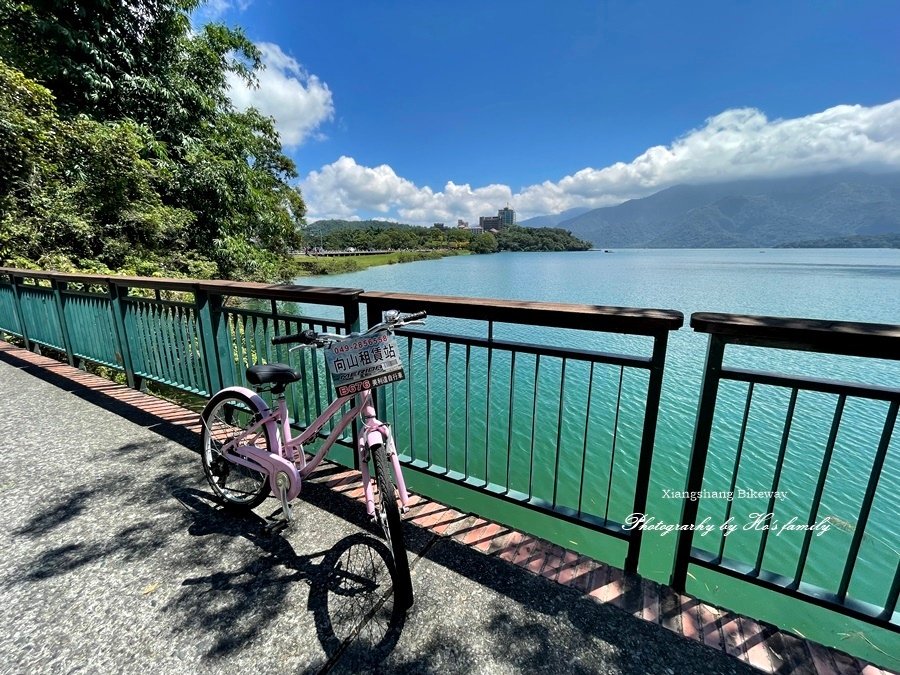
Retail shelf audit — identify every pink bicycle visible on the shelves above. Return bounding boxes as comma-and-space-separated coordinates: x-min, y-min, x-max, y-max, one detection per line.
199, 309, 426, 608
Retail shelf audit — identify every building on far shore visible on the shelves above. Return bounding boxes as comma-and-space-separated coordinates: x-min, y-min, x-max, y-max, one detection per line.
453, 209, 512, 235
479, 215, 501, 230
477, 206, 516, 232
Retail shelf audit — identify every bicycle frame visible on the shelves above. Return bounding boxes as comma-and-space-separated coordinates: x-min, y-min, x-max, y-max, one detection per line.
214, 385, 411, 519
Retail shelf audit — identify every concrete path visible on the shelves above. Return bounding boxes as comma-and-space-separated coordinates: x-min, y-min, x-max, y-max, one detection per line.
0, 345, 887, 674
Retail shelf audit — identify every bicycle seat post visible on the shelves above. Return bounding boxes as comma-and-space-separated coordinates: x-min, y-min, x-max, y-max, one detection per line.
271, 386, 304, 469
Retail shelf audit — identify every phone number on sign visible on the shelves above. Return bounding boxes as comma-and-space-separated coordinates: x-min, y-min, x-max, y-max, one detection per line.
331, 334, 391, 354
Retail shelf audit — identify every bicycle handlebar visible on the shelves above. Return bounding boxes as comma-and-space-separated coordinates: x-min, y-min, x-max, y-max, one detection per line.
272, 328, 317, 346
271, 310, 426, 346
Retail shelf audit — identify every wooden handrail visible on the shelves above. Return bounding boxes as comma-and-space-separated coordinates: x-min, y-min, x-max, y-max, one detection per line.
691, 312, 900, 360
0, 267, 363, 304
195, 279, 362, 304
362, 291, 684, 335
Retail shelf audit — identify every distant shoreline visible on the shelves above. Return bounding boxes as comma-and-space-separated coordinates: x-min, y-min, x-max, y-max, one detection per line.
584, 245, 900, 250
287, 244, 900, 281
287, 249, 467, 277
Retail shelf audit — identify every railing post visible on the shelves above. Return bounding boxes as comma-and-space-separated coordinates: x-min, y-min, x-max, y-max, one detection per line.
624, 331, 669, 575
196, 289, 224, 395
50, 279, 75, 366
343, 297, 361, 334
9, 275, 32, 350
108, 281, 140, 390
670, 333, 726, 592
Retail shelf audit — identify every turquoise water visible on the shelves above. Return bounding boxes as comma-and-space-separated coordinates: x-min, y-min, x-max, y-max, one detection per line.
303, 248, 899, 322
297, 248, 900, 663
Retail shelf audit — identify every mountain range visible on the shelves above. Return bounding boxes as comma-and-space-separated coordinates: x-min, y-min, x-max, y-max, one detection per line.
527, 172, 900, 248
517, 207, 591, 228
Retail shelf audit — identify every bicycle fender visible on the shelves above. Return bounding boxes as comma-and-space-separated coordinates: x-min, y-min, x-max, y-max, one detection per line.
366, 429, 385, 450
203, 386, 278, 437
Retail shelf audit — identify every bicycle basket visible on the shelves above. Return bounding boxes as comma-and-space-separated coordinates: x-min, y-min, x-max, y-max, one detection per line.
324, 330, 405, 397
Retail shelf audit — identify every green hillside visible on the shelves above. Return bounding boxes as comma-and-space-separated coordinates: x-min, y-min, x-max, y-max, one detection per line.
303, 220, 590, 253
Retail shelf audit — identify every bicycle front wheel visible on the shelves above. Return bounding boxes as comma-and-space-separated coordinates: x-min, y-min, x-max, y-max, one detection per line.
371, 443, 413, 609
201, 390, 271, 508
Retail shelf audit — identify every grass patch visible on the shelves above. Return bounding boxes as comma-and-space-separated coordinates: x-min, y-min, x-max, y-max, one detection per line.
284, 249, 467, 277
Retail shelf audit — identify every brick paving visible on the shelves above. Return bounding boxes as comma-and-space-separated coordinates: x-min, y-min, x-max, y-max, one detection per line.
1, 339, 896, 675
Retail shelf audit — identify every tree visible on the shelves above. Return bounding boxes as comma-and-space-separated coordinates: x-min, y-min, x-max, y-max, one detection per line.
0, 0, 306, 281
445, 228, 471, 249
470, 232, 498, 254
427, 229, 447, 249
495, 226, 591, 252
0, 60, 205, 275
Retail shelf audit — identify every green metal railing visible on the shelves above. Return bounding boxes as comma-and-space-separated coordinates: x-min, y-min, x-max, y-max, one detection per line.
0, 266, 681, 577
362, 291, 681, 573
0, 270, 363, 435
672, 313, 900, 632
64, 289, 120, 369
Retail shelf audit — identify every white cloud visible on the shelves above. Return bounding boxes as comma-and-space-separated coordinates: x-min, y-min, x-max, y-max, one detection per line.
193, 0, 252, 23
228, 42, 334, 148
302, 100, 900, 223
302, 157, 516, 222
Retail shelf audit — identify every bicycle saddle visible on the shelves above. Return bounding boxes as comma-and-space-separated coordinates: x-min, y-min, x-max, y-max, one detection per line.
246, 364, 302, 386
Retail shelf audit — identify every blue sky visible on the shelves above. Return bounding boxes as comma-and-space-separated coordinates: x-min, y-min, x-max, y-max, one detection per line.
197, 1, 900, 224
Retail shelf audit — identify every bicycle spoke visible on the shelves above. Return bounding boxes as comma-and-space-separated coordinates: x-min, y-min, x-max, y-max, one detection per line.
201, 392, 271, 508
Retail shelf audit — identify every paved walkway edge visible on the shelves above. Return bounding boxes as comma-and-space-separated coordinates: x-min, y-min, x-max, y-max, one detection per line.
1, 339, 895, 675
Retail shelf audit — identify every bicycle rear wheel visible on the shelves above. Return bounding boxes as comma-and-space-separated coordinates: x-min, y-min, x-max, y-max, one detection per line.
201, 390, 271, 508
371, 443, 413, 609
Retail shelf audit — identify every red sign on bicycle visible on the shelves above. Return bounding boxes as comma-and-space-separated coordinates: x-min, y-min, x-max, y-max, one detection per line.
324, 330, 406, 397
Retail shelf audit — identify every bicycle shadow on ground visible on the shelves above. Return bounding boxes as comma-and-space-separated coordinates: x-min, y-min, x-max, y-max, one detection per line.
283, 471, 764, 675
171, 489, 406, 667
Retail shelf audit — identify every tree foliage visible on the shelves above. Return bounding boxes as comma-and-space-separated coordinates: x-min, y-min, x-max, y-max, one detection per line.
0, 0, 305, 280
495, 226, 591, 252
305, 222, 463, 252
305, 221, 589, 254
469, 232, 499, 254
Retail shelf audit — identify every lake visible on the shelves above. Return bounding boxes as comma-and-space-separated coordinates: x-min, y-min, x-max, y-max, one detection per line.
297, 248, 900, 661
299, 248, 900, 323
